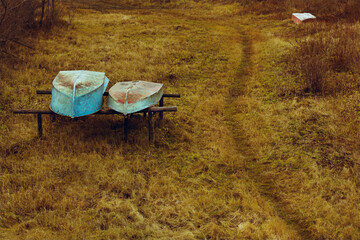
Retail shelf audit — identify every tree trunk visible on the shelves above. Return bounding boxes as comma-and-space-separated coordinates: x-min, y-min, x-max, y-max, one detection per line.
47, 0, 50, 21
0, 0, 7, 26
39, 0, 45, 26
52, 0, 55, 21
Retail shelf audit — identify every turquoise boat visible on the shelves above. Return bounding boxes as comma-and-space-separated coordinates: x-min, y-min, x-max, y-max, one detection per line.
107, 81, 163, 115
50, 70, 109, 118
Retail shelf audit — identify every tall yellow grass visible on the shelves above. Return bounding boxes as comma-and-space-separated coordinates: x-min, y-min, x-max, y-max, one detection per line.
241, 13, 360, 239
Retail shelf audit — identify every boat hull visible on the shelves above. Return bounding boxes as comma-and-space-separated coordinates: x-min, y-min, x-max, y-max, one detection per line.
292, 13, 316, 24
107, 81, 164, 115
50, 71, 109, 118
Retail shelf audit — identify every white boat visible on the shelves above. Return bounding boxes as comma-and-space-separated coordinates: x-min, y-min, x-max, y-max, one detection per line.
292, 13, 316, 24
107, 81, 163, 115
50, 70, 109, 117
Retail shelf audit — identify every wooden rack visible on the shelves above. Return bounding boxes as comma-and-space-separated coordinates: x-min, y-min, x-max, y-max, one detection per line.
13, 90, 180, 143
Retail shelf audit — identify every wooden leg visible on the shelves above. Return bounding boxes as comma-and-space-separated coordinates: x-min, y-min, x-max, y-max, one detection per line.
159, 97, 164, 120
51, 114, 56, 122
124, 116, 129, 142
148, 111, 154, 144
37, 113, 43, 138
143, 111, 147, 119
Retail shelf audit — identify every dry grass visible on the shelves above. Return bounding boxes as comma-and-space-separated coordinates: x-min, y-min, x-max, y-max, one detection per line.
241, 14, 360, 239
284, 22, 360, 95
1, 1, 360, 240
242, 0, 360, 22
0, 3, 299, 239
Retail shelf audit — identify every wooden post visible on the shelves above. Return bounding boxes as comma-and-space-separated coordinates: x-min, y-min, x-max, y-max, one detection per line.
124, 116, 129, 142
159, 97, 164, 120
37, 113, 43, 138
143, 112, 147, 119
148, 111, 154, 144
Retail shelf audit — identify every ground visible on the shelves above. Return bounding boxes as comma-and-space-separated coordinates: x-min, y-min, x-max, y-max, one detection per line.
0, 2, 359, 240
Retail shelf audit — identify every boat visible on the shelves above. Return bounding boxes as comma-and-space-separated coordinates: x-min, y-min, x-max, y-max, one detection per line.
50, 70, 109, 118
107, 81, 164, 115
292, 13, 316, 24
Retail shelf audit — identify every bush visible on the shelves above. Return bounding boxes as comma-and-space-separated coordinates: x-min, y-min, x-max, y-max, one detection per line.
0, 0, 38, 44
0, 0, 61, 58
286, 23, 360, 95
240, 0, 360, 21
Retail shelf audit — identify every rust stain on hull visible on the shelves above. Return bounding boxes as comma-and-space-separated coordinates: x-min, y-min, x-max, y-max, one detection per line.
107, 81, 164, 115
56, 72, 96, 90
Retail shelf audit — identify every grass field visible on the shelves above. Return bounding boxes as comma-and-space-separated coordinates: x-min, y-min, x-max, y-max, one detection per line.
1, 1, 360, 239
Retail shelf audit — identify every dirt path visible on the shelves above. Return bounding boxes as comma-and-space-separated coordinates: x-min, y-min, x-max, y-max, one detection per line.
159, 9, 310, 237
225, 28, 253, 153
224, 23, 312, 239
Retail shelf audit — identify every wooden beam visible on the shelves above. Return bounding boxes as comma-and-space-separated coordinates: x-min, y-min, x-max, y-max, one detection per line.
163, 93, 180, 98
14, 109, 55, 114
36, 90, 180, 98
36, 90, 52, 94
148, 106, 177, 112
13, 106, 177, 115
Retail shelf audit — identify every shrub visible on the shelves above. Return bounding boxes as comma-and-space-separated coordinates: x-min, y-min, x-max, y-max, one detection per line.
286, 23, 360, 95
0, 0, 62, 58
240, 0, 360, 21
0, 0, 38, 42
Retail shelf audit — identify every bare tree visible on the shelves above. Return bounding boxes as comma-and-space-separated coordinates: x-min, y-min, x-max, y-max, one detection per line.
0, 0, 40, 58
52, 0, 55, 20
0, 0, 7, 26
40, 0, 46, 27
39, 0, 59, 27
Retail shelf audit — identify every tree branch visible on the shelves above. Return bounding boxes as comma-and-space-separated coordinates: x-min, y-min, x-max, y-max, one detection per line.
9, 38, 35, 50
0, 0, 7, 26
0, 49, 25, 61
8, 0, 29, 11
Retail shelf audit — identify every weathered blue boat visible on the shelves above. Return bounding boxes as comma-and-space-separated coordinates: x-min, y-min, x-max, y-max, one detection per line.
50, 70, 109, 118
107, 81, 163, 115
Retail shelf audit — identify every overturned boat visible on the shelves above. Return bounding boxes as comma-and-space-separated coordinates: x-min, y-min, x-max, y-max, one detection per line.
107, 81, 163, 115
292, 13, 316, 24
50, 70, 109, 118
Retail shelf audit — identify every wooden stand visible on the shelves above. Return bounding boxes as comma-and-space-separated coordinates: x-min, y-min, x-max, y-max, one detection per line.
13, 90, 180, 143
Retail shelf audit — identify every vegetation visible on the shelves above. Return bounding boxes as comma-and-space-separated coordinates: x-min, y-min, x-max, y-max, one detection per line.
1, 0, 360, 239
0, 0, 62, 60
